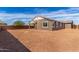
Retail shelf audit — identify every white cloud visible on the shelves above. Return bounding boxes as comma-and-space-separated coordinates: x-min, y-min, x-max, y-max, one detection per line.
0, 13, 37, 25
0, 7, 79, 25
38, 7, 79, 24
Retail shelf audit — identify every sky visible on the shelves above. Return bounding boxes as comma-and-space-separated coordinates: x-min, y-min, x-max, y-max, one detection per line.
0, 7, 79, 25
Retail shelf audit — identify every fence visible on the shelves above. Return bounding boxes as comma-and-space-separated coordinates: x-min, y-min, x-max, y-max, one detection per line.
72, 25, 79, 29
0, 26, 34, 30
1, 25, 79, 30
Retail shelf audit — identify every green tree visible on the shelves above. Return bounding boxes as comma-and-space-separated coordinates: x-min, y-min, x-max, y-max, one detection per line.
13, 21, 25, 26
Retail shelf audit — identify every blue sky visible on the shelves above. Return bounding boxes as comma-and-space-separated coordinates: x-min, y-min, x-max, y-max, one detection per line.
0, 7, 79, 25
0, 7, 69, 13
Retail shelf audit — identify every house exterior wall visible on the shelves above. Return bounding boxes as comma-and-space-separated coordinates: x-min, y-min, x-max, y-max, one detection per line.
34, 19, 66, 30
35, 19, 54, 30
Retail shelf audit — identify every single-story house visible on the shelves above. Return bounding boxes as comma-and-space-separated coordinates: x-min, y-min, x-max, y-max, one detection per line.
30, 16, 73, 30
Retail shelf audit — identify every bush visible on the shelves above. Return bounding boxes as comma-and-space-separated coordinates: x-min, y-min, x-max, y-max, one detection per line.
13, 21, 25, 26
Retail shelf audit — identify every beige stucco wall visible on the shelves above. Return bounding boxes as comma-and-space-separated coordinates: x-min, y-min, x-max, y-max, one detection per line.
34, 19, 72, 30
34, 19, 65, 30
34, 19, 54, 30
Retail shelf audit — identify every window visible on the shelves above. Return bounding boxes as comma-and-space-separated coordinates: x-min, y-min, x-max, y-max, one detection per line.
42, 21, 48, 28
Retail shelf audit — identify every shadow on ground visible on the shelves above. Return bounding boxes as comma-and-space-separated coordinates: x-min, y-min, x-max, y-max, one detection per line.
0, 30, 31, 52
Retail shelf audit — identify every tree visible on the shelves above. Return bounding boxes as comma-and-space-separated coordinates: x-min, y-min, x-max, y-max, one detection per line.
28, 21, 31, 29
28, 21, 35, 29
13, 21, 25, 26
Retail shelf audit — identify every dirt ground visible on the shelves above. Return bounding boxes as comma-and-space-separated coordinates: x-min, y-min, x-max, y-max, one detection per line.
7, 29, 79, 52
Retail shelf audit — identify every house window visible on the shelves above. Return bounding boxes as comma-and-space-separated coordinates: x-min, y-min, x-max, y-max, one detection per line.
42, 21, 48, 28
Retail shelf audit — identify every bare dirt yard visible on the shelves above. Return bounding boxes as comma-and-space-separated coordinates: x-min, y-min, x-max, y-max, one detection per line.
0, 30, 30, 52
7, 29, 79, 52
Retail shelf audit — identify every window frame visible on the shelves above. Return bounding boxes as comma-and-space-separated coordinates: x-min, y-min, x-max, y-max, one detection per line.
42, 21, 48, 28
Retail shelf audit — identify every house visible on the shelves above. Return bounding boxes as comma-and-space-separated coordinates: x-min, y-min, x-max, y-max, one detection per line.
30, 16, 73, 30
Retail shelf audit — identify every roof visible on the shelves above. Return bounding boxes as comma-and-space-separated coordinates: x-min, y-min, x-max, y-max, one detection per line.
32, 16, 60, 22
32, 16, 73, 24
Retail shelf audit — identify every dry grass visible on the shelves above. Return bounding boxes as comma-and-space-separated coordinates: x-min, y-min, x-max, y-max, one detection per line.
7, 29, 79, 52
